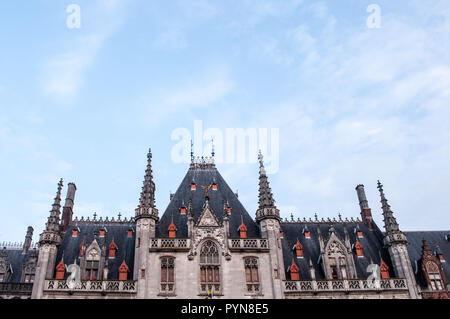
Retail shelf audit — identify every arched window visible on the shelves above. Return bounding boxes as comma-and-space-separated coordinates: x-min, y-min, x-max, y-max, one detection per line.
199, 241, 220, 293
426, 261, 444, 291
244, 257, 260, 292
161, 256, 175, 293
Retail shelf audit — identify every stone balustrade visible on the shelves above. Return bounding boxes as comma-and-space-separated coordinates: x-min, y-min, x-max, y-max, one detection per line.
44, 280, 137, 294
283, 278, 408, 294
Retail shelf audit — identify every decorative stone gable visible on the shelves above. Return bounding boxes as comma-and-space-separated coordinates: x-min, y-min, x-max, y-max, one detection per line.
196, 201, 221, 228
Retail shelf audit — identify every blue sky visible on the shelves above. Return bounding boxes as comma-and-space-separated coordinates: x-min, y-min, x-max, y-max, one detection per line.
1, 0, 450, 243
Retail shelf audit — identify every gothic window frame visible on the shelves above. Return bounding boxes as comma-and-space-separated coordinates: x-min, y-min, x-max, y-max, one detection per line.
243, 256, 261, 294
198, 239, 221, 295
160, 256, 176, 295
22, 260, 36, 283
82, 240, 103, 281
425, 261, 445, 291
325, 240, 350, 280
0, 258, 11, 283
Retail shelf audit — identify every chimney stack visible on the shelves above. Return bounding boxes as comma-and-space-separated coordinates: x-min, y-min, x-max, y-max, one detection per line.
22, 226, 33, 254
62, 182, 77, 231
355, 184, 374, 229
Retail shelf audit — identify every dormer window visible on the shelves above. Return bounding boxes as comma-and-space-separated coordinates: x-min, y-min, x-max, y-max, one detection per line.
168, 222, 177, 238
99, 229, 106, 237
118, 260, 129, 281
380, 259, 390, 279
227, 207, 231, 214
280, 231, 284, 239
239, 222, 247, 239
355, 241, 363, 257
72, 229, 79, 237
55, 259, 66, 280
127, 229, 133, 237
180, 207, 186, 215
108, 241, 118, 258
304, 231, 311, 239
295, 240, 303, 258
437, 254, 446, 263
289, 260, 300, 281
212, 184, 218, 191
191, 183, 196, 191
357, 231, 363, 238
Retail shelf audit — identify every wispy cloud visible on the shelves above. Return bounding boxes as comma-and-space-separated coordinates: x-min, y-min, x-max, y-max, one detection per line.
40, 0, 132, 100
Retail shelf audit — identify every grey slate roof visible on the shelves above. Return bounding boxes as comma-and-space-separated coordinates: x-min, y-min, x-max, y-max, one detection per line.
4, 248, 38, 283
280, 222, 394, 280
405, 231, 450, 288
55, 223, 135, 280
156, 166, 260, 239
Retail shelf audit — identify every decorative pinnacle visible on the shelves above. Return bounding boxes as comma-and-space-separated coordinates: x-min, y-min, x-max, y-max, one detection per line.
139, 148, 156, 208
46, 179, 64, 232
257, 151, 275, 209
377, 180, 405, 241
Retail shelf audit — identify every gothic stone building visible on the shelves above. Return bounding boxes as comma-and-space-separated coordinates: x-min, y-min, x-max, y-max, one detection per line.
0, 149, 449, 299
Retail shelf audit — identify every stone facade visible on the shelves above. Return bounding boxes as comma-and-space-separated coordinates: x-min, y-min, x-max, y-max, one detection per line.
0, 149, 449, 299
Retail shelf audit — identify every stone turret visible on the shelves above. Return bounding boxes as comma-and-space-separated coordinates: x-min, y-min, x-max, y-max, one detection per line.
134, 149, 158, 298
377, 180, 419, 299
255, 151, 284, 299
32, 179, 64, 299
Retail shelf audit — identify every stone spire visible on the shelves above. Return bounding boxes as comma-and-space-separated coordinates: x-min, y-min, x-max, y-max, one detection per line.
258, 151, 276, 209
377, 180, 408, 245
46, 179, 63, 233
256, 151, 280, 223
38, 179, 64, 246
135, 149, 158, 221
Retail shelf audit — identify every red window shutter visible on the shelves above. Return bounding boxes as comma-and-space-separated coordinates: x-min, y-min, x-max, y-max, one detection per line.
355, 241, 363, 257
295, 241, 303, 257
239, 222, 247, 239
55, 260, 66, 280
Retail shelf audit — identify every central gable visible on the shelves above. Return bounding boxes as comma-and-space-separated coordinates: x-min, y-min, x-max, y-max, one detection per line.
197, 201, 221, 227
156, 166, 260, 239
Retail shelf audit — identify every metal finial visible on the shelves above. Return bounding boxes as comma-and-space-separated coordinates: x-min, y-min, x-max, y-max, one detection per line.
211, 138, 215, 158
190, 139, 194, 163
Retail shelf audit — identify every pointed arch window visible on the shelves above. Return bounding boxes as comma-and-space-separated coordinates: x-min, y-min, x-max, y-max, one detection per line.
244, 257, 260, 292
199, 241, 220, 293
426, 261, 444, 291
160, 256, 175, 293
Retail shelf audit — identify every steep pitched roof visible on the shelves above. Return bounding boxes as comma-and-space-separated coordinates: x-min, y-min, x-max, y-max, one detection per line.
55, 222, 135, 280
156, 166, 260, 238
405, 231, 450, 288
280, 221, 394, 280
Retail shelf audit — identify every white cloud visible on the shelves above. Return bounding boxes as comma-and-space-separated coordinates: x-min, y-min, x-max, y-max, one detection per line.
40, 0, 132, 100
